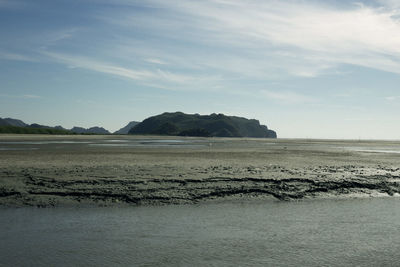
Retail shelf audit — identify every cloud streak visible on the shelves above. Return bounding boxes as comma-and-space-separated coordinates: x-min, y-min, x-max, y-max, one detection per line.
102, 0, 400, 76
0, 93, 41, 99
18, 0, 400, 94
0, 51, 36, 62
43, 51, 217, 90
385, 95, 400, 101
261, 90, 317, 104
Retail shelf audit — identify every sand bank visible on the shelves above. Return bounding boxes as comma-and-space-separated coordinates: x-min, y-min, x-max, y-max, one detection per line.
1, 135, 400, 207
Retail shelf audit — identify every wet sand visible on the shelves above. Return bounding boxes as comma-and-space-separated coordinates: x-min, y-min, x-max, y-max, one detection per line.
1, 135, 400, 207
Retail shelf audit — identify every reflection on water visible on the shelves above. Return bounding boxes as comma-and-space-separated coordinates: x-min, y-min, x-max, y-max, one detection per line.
89, 144, 206, 148
353, 149, 400, 154
1, 198, 400, 266
0, 138, 208, 149
343, 146, 400, 154
104, 139, 188, 143
0, 141, 92, 144
2, 138, 400, 153
90, 138, 207, 148
0, 147, 38, 151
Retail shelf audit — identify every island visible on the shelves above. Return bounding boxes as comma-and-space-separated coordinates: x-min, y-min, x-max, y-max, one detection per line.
129, 112, 277, 138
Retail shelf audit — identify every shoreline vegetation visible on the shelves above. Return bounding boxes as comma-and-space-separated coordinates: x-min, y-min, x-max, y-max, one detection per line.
1, 135, 400, 207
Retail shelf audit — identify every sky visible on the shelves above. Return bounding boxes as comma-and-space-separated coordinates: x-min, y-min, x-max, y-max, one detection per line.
1, 0, 400, 139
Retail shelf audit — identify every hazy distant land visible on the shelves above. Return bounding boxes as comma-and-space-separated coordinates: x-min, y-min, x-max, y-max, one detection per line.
1, 135, 400, 207
0, 117, 112, 135
0, 112, 276, 138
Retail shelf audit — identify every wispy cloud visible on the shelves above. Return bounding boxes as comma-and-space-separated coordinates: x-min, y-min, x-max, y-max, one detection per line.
145, 58, 167, 65
43, 51, 215, 90
45, 51, 161, 80
377, 0, 400, 9
22, 94, 41, 99
44, 28, 79, 45
15, 0, 400, 94
0, 51, 36, 62
99, 0, 400, 77
385, 95, 400, 101
260, 90, 317, 104
0, 93, 41, 99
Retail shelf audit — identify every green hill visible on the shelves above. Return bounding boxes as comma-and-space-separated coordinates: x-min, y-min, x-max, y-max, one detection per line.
0, 125, 73, 134
129, 112, 277, 138
0, 117, 111, 135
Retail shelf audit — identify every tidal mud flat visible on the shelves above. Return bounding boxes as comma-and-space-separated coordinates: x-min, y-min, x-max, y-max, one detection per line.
1, 135, 400, 207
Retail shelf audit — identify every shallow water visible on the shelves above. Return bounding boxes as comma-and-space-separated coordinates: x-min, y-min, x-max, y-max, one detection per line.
2, 137, 400, 153
1, 198, 400, 266
0, 138, 207, 150
0, 141, 92, 144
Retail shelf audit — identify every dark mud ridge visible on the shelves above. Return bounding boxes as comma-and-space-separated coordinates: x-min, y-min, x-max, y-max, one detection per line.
1, 169, 400, 207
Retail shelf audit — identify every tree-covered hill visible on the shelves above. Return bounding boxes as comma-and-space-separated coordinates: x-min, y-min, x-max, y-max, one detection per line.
129, 112, 277, 138
0, 125, 73, 134
0, 117, 110, 134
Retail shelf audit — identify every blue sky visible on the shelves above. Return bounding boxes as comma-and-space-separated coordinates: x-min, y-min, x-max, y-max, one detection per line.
1, 0, 400, 139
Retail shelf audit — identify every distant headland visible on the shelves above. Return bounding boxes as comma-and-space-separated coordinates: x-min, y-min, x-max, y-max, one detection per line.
0, 112, 277, 138
129, 112, 276, 138
0, 117, 111, 135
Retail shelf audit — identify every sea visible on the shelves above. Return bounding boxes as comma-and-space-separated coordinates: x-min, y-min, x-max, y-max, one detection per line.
1, 198, 400, 266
